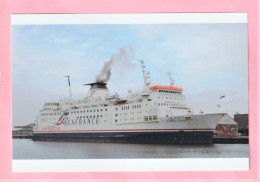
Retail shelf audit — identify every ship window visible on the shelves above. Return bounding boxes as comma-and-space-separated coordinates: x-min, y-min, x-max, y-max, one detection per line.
80, 116, 82, 118
115, 108, 118, 110
115, 114, 117, 116
93, 115, 95, 118
97, 109, 99, 112
101, 109, 102, 111
115, 119, 117, 122
90, 110, 92, 112
100, 115, 102, 117
83, 116, 85, 118
97, 115, 99, 117
93, 110, 95, 112
80, 111, 82, 113
84, 110, 85, 113
105, 109, 107, 111
90, 116, 92, 118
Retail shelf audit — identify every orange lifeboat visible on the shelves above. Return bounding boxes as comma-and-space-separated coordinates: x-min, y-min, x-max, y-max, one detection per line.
149, 85, 183, 91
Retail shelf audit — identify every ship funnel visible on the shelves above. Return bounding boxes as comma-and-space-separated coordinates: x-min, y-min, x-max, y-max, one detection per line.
83, 82, 110, 99
64, 76, 72, 99
83, 82, 108, 90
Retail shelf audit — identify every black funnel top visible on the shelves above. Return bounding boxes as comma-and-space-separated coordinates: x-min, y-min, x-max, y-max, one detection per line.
84, 82, 108, 90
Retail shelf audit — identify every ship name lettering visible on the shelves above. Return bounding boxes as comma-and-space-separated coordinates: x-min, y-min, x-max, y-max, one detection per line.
62, 118, 100, 126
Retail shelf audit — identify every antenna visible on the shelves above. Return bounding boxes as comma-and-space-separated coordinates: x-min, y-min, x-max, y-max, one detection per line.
138, 60, 151, 92
64, 76, 72, 99
168, 72, 174, 86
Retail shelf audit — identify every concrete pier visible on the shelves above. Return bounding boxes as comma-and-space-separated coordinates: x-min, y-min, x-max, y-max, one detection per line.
212, 136, 248, 144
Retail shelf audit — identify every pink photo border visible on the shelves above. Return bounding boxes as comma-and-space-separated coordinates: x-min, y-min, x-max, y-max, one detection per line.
0, 0, 259, 181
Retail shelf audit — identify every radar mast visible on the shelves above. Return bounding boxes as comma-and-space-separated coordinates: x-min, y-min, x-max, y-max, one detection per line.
168, 72, 174, 86
64, 76, 72, 99
138, 60, 151, 92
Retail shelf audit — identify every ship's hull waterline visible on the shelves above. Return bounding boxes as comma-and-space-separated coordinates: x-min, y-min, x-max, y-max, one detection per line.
32, 130, 215, 144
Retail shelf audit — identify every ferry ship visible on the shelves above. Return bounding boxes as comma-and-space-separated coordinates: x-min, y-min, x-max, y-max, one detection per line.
32, 60, 224, 144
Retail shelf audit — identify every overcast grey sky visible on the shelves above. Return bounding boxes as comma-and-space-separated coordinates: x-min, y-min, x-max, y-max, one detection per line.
12, 23, 248, 126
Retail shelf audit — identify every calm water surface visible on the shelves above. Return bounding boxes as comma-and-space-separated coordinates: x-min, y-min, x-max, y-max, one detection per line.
13, 139, 248, 159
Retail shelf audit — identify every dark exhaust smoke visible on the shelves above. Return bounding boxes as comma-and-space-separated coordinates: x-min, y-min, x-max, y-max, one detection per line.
95, 46, 135, 83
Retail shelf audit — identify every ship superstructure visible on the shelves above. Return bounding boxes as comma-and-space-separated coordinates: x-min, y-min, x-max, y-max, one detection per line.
33, 60, 224, 144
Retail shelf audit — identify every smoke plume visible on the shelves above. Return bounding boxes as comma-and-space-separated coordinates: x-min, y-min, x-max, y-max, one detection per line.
95, 46, 135, 83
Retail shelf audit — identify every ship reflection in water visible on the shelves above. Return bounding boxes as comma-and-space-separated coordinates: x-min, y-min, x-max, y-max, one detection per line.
13, 139, 248, 159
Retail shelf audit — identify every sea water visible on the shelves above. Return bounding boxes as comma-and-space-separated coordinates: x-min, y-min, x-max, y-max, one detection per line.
12, 139, 248, 159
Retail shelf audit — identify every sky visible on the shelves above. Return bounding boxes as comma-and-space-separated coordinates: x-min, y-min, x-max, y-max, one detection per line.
12, 23, 248, 126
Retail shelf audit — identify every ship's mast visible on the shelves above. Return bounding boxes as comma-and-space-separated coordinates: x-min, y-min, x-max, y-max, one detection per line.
65, 76, 72, 99
138, 60, 151, 92
168, 72, 174, 86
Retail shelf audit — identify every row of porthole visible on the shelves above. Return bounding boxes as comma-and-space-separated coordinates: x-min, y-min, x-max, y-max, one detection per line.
71, 109, 107, 114
76, 115, 103, 119
157, 97, 182, 100
157, 103, 178, 106
115, 117, 142, 122
158, 90, 181, 94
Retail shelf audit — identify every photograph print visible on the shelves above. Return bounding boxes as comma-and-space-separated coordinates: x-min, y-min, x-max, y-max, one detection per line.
12, 14, 249, 161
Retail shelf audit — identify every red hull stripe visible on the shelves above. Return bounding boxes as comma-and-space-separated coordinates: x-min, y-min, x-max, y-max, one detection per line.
34, 128, 215, 133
